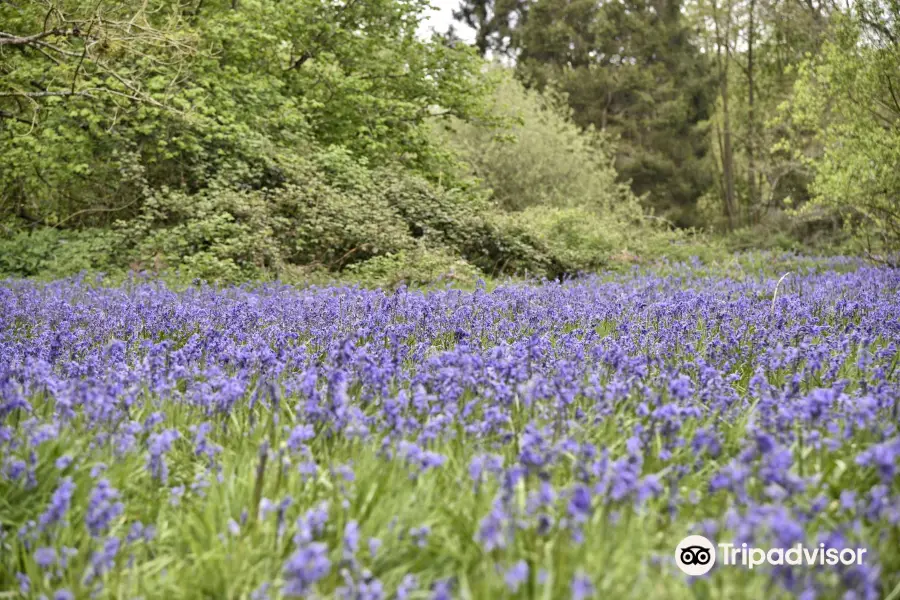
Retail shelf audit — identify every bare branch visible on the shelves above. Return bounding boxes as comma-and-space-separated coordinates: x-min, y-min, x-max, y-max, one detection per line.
0, 90, 96, 99
0, 29, 65, 46
0, 86, 173, 112
859, 13, 898, 45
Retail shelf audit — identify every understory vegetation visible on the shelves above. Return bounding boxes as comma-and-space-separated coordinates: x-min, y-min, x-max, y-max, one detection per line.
2, 0, 898, 286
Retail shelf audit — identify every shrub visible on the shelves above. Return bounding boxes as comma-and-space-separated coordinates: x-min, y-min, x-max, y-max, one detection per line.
343, 245, 484, 288
435, 70, 641, 218
0, 225, 117, 279
102, 147, 561, 283
788, 4, 900, 262
112, 185, 285, 283
506, 206, 619, 272
433, 69, 677, 272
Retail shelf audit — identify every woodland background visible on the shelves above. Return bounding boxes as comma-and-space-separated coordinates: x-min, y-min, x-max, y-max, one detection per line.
1, 0, 898, 285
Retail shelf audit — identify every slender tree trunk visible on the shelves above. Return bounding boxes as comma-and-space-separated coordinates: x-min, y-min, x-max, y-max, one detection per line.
601, 89, 612, 130
721, 77, 737, 230
713, 115, 727, 207
712, 0, 737, 230
747, 0, 758, 224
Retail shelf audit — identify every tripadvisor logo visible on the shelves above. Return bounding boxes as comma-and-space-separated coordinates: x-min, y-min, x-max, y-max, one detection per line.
675, 535, 869, 576
675, 535, 716, 576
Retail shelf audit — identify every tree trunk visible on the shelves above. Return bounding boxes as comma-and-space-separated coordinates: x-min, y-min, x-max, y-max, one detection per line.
747, 0, 758, 224
712, 0, 737, 230
721, 76, 737, 230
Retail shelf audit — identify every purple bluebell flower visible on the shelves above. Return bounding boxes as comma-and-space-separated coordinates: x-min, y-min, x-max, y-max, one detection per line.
295, 502, 329, 546
227, 519, 241, 536
343, 520, 360, 561
409, 525, 430, 548
571, 573, 594, 600
283, 543, 331, 596
170, 485, 186, 506
16, 573, 30, 594
431, 578, 453, 600
38, 477, 75, 532
250, 583, 270, 600
840, 490, 857, 512
567, 485, 592, 524
34, 546, 56, 569
287, 424, 315, 451
476, 501, 508, 551
856, 438, 900, 484
147, 429, 180, 484
85, 536, 120, 582
396, 575, 419, 600
505, 560, 529, 593
86, 479, 125, 537
468, 454, 504, 491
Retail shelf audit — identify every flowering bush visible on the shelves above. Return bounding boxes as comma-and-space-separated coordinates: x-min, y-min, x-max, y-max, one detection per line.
1, 259, 898, 598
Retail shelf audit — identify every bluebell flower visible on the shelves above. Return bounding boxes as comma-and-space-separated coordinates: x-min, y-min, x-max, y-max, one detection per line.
343, 520, 360, 561
571, 573, 594, 600
34, 546, 56, 569
86, 479, 125, 538
431, 578, 453, 600
395, 575, 418, 600
16, 573, 30, 594
505, 560, 529, 593
283, 543, 331, 596
368, 537, 381, 559
38, 477, 75, 532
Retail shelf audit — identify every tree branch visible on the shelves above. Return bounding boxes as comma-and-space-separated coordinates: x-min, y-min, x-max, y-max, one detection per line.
0, 29, 64, 46
884, 74, 900, 118
859, 14, 898, 45
0, 90, 96, 99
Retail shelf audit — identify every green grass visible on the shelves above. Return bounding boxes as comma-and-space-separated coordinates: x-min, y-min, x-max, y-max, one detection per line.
2, 386, 891, 600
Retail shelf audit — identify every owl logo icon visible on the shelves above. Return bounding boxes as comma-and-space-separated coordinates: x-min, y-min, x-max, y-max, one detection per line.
675, 535, 717, 576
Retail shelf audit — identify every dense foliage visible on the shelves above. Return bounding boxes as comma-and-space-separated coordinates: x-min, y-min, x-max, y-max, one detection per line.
453, 0, 894, 256
1, 258, 899, 598
0, 1, 522, 281
2, 0, 696, 284
3, 0, 897, 282
435, 72, 677, 271
455, 0, 716, 225
788, 0, 900, 262
522, 0, 714, 227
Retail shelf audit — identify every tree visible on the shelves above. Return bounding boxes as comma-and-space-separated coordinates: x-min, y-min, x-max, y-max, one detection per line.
434, 69, 667, 272
695, 0, 739, 229
0, 1, 193, 117
0, 1, 199, 226
452, 0, 529, 57
454, 0, 716, 227
689, 0, 834, 229
790, 0, 900, 261
1, 0, 490, 227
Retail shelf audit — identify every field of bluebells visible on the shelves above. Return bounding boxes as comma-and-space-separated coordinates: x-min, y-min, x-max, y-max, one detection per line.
1, 257, 899, 600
